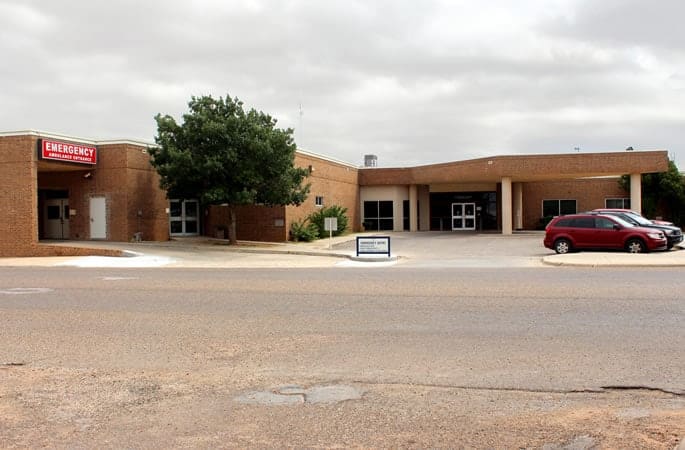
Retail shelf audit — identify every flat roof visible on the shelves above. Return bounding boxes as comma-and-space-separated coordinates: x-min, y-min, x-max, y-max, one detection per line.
1, 130, 669, 183
0, 130, 154, 147
359, 150, 670, 185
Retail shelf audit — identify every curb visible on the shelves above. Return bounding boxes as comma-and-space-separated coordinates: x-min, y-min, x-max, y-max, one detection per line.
541, 256, 685, 268
349, 256, 399, 263
210, 247, 400, 263
227, 247, 352, 259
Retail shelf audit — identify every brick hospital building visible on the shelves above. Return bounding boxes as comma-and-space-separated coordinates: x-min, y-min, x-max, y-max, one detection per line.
0, 130, 669, 257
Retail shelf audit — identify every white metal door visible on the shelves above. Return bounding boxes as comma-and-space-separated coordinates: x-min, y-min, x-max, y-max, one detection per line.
89, 196, 107, 239
44, 199, 69, 239
451, 202, 476, 231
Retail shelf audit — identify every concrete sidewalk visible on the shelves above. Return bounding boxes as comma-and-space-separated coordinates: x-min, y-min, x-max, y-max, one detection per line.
0, 233, 684, 268
0, 234, 381, 268
542, 247, 685, 267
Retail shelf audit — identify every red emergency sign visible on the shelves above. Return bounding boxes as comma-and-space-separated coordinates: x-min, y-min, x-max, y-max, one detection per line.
40, 139, 97, 165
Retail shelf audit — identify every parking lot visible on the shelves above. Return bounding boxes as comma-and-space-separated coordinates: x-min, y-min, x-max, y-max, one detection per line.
1, 231, 684, 268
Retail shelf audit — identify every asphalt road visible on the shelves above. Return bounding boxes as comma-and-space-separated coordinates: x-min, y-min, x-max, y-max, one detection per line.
1, 266, 684, 448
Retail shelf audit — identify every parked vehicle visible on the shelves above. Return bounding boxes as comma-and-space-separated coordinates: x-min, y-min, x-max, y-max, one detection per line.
544, 213, 667, 254
591, 208, 674, 226
589, 209, 683, 249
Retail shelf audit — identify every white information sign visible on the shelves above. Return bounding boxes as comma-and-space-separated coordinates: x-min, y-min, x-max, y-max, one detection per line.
324, 217, 338, 231
356, 236, 391, 257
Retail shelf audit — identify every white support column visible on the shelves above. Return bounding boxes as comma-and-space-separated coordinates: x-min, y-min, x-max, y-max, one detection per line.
418, 185, 430, 231
513, 182, 523, 230
630, 173, 642, 215
409, 184, 418, 232
501, 177, 513, 235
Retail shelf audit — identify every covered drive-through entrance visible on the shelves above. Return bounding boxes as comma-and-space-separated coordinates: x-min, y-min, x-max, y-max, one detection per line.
358, 152, 669, 234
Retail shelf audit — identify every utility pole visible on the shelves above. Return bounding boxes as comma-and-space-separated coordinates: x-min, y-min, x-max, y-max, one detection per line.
298, 102, 304, 149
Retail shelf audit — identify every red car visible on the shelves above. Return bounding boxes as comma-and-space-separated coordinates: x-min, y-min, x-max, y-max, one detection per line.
544, 213, 667, 254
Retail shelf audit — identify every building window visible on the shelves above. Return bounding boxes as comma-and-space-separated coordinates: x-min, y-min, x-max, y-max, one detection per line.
605, 198, 630, 209
315, 196, 324, 207
542, 199, 576, 217
363, 200, 393, 231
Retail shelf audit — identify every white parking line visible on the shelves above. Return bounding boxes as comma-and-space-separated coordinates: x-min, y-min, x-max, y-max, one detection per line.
0, 288, 54, 295
57, 255, 175, 268
100, 277, 139, 281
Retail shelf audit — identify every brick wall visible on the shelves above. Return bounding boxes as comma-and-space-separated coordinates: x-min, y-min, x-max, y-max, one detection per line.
0, 134, 169, 257
101, 143, 169, 242
0, 135, 39, 256
205, 204, 287, 242
204, 151, 360, 242
286, 152, 360, 237
522, 178, 628, 229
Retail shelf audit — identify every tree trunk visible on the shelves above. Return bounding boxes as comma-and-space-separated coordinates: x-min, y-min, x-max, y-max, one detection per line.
227, 206, 238, 245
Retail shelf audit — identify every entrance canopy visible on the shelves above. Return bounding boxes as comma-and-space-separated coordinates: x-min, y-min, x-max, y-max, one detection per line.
358, 150, 670, 234
359, 150, 668, 185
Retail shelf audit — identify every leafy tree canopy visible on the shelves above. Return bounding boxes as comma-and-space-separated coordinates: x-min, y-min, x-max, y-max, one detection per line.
620, 159, 685, 225
149, 94, 310, 207
149, 94, 310, 243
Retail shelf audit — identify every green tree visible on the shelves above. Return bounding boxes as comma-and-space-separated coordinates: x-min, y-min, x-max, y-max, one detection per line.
620, 159, 685, 225
149, 95, 310, 244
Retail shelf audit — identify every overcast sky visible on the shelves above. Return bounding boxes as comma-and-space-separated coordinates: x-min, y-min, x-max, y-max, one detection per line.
2, 0, 685, 167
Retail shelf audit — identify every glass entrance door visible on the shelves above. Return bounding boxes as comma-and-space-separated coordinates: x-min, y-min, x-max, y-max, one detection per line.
451, 202, 476, 231
44, 199, 70, 239
169, 199, 199, 236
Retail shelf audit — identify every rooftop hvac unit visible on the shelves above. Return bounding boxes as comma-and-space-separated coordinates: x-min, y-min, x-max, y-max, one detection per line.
364, 154, 378, 167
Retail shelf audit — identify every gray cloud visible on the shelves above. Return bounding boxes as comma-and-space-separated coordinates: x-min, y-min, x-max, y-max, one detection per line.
540, 0, 685, 51
2, 0, 685, 168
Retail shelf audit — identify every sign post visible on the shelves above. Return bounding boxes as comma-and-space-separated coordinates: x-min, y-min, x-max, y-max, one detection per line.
324, 217, 338, 249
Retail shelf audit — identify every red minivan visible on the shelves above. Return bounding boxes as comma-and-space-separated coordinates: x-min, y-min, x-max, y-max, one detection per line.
544, 213, 667, 254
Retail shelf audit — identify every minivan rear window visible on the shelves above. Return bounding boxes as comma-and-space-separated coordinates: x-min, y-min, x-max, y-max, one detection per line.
571, 217, 595, 228
555, 218, 574, 227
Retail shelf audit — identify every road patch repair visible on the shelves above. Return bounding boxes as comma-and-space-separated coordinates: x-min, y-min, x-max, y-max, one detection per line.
234, 384, 364, 405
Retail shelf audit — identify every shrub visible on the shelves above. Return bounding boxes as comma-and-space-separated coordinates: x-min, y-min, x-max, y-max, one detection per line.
309, 205, 348, 237
537, 216, 554, 230
290, 219, 319, 242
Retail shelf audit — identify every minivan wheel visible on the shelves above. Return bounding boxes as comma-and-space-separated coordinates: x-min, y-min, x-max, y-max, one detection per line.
554, 238, 572, 254
626, 238, 646, 253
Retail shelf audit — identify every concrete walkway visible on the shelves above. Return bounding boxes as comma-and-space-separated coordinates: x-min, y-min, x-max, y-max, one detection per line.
542, 248, 685, 267
0, 232, 684, 268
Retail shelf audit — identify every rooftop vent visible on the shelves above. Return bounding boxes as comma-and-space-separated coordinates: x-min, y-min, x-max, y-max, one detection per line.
364, 154, 378, 167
